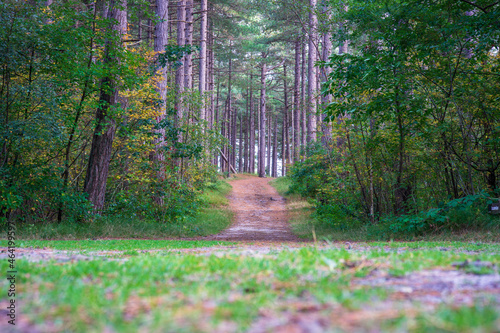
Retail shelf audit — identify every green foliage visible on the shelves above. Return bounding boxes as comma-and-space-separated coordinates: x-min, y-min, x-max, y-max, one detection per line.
158, 44, 197, 69
288, 144, 362, 231
373, 192, 500, 237
0, 1, 228, 231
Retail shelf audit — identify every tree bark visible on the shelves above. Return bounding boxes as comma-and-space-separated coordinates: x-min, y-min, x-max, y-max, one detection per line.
249, 73, 255, 174
320, 10, 332, 145
283, 62, 291, 173
258, 59, 267, 178
152, 0, 169, 205
301, 40, 307, 150
244, 87, 249, 172
175, 0, 186, 128
293, 38, 301, 161
227, 50, 234, 173
239, 114, 243, 171
199, 0, 208, 121
272, 114, 278, 178
307, 0, 318, 143
84, 0, 127, 211
267, 112, 271, 175
184, 0, 193, 90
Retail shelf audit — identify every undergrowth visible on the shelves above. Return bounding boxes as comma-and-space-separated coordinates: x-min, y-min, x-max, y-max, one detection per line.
2, 180, 233, 240
271, 177, 500, 242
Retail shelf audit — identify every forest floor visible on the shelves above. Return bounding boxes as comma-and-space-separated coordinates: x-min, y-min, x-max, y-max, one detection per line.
0, 175, 499, 332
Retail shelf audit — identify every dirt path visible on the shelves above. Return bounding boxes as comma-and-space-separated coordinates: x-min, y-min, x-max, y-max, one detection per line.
207, 175, 301, 242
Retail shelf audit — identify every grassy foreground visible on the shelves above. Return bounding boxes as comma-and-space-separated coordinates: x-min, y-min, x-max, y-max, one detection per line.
1, 242, 499, 332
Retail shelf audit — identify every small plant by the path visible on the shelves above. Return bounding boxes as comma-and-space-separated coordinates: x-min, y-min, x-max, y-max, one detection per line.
1, 242, 498, 332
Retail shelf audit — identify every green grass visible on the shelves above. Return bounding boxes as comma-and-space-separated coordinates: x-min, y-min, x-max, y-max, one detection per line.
0, 239, 233, 251
4, 180, 233, 240
2, 246, 498, 332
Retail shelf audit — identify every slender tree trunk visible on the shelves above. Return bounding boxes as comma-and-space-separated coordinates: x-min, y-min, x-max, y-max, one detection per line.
208, 7, 215, 128
320, 12, 332, 145
244, 87, 249, 173
267, 112, 271, 175
199, 0, 208, 121
221, 98, 227, 172
282, 107, 286, 177
214, 79, 221, 167
184, 0, 193, 90
307, 0, 318, 143
249, 73, 255, 174
147, 17, 153, 46
283, 63, 291, 173
227, 51, 234, 174
84, 0, 127, 211
293, 39, 301, 161
301, 40, 307, 150
272, 114, 278, 178
258, 60, 267, 178
152, 0, 169, 205
239, 114, 243, 171
175, 0, 186, 129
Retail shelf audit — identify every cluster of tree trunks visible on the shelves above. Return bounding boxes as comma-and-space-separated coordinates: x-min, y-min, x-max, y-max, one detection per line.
84, 0, 215, 209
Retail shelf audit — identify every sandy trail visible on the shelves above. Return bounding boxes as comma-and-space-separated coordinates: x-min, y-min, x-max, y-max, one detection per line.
208, 175, 301, 242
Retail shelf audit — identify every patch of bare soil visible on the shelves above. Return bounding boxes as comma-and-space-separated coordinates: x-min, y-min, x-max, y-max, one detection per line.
207, 175, 302, 242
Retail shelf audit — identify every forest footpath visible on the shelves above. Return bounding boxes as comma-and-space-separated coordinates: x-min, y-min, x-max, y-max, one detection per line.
207, 175, 301, 242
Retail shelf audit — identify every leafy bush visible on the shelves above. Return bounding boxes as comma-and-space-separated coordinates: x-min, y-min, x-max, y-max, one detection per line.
373, 192, 500, 237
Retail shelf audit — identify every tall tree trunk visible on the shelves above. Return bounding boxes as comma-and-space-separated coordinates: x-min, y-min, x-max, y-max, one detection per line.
214, 79, 220, 167
227, 51, 234, 174
208, 7, 215, 128
239, 114, 243, 171
258, 60, 267, 178
152, 0, 169, 205
282, 107, 286, 177
283, 63, 291, 173
175, 0, 186, 129
244, 87, 249, 173
249, 73, 255, 174
84, 0, 127, 211
199, 0, 208, 121
320, 10, 332, 145
293, 39, 301, 161
184, 0, 193, 90
272, 114, 278, 178
307, 0, 318, 143
267, 112, 271, 175
336, 21, 348, 152
301, 40, 307, 150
